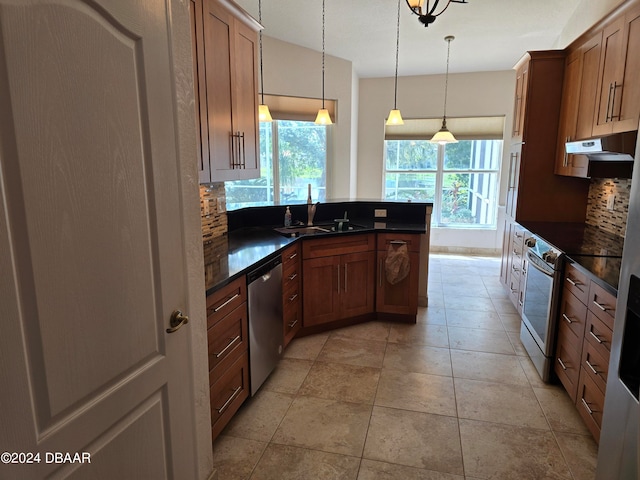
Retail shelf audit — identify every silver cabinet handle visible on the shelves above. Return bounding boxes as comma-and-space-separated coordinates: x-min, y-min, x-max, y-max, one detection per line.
217, 386, 242, 414
288, 273, 298, 281
512, 264, 520, 272
562, 313, 573, 324
557, 357, 567, 370
566, 277, 577, 286
581, 398, 594, 416
214, 335, 241, 358
589, 331, 603, 344
214, 293, 240, 313
289, 293, 298, 302
586, 359, 599, 376
337, 265, 340, 293
605, 82, 614, 122
592, 300, 607, 312
611, 81, 620, 120
379, 258, 383, 287
289, 252, 298, 260
389, 240, 407, 245
288, 317, 298, 329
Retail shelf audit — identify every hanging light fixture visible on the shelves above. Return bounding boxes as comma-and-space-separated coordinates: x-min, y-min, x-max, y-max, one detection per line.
257, 0, 272, 122
405, 0, 468, 27
431, 35, 457, 144
386, 0, 404, 126
314, 0, 332, 125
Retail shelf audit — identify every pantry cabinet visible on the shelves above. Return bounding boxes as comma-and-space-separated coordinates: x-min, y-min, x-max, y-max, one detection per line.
192, 0, 261, 183
302, 234, 376, 328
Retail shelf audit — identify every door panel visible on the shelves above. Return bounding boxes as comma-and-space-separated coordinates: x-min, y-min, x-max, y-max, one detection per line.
0, 1, 200, 478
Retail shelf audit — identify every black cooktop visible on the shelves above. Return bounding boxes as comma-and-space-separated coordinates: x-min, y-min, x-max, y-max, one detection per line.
521, 222, 624, 258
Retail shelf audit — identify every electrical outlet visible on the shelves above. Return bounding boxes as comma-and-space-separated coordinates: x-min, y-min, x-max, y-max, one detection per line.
607, 194, 615, 211
374, 209, 387, 218
217, 197, 226, 213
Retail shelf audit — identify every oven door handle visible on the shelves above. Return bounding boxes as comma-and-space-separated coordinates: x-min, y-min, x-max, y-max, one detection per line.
525, 251, 555, 277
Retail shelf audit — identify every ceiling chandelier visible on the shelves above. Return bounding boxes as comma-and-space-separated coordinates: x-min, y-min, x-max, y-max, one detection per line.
405, 0, 468, 27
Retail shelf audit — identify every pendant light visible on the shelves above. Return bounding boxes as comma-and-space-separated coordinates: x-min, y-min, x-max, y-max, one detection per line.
431, 35, 457, 144
257, 0, 272, 122
405, 0, 468, 28
314, 0, 332, 125
386, 0, 404, 126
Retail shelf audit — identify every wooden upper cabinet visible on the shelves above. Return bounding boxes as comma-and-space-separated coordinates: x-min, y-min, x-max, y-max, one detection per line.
194, 0, 261, 183
511, 61, 529, 141
593, 4, 640, 136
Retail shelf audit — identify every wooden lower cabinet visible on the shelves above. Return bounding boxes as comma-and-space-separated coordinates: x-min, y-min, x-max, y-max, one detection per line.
206, 275, 249, 442
302, 251, 375, 327
555, 260, 616, 442
282, 243, 302, 347
376, 233, 420, 316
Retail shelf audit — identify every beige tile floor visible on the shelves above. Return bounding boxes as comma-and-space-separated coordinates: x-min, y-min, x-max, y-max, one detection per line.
213, 254, 598, 480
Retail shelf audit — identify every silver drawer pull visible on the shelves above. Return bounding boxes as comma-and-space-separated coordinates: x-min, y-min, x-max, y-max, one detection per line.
586, 359, 599, 376
213, 293, 240, 313
589, 331, 603, 344
288, 273, 298, 281
217, 386, 242, 414
288, 318, 298, 328
214, 335, 241, 358
581, 398, 594, 416
592, 300, 607, 312
289, 293, 298, 302
288, 252, 298, 260
512, 264, 520, 272
389, 240, 407, 245
562, 314, 573, 324
557, 357, 567, 370
566, 277, 577, 286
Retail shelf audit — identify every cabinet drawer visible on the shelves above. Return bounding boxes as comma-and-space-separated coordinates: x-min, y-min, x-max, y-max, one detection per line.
585, 311, 613, 361
283, 281, 300, 312
564, 263, 590, 304
282, 244, 300, 267
581, 338, 609, 394
588, 282, 616, 330
208, 303, 248, 385
576, 367, 605, 442
283, 261, 301, 291
377, 233, 420, 253
210, 351, 249, 441
555, 327, 582, 401
283, 301, 301, 346
512, 225, 526, 249
558, 289, 588, 340
303, 233, 375, 259
207, 276, 247, 328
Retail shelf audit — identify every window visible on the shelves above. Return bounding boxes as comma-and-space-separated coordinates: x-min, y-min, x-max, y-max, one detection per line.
225, 120, 327, 210
384, 139, 502, 227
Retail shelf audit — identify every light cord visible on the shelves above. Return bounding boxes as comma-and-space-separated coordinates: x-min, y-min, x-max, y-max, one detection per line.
393, 0, 401, 109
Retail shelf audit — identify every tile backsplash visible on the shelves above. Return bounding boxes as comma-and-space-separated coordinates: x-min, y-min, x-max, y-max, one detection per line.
200, 182, 227, 242
586, 178, 631, 237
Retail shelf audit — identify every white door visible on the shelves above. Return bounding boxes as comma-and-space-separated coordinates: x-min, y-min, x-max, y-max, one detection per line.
0, 1, 207, 479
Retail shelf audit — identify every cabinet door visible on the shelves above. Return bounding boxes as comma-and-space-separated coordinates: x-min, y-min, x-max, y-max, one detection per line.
302, 255, 340, 326
204, 0, 234, 176
615, 4, 640, 133
340, 251, 375, 318
593, 18, 624, 136
190, 0, 211, 183
512, 62, 529, 141
555, 50, 582, 176
576, 33, 602, 140
376, 250, 419, 315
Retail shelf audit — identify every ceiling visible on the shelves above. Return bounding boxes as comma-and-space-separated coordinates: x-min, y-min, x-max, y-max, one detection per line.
234, 0, 582, 78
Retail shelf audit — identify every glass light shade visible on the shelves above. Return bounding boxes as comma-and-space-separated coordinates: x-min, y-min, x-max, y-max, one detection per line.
407, 0, 424, 7
386, 109, 404, 126
314, 108, 333, 125
430, 124, 458, 144
258, 104, 273, 122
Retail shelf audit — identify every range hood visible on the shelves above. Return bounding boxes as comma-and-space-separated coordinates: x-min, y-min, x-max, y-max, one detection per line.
565, 131, 637, 161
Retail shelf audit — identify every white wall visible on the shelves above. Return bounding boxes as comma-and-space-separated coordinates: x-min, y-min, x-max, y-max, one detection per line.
357, 71, 515, 253
262, 36, 358, 199
555, 0, 627, 47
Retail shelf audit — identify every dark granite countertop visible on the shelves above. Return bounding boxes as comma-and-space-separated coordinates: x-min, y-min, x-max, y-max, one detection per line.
204, 220, 428, 296
518, 221, 624, 292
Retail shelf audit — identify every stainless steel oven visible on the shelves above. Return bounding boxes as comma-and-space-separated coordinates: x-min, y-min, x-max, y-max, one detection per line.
519, 235, 564, 382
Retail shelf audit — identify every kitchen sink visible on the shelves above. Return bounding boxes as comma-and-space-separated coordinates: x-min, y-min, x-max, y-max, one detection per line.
273, 223, 369, 238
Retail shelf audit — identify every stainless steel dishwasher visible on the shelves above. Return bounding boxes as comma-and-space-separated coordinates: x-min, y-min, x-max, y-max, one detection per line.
247, 255, 283, 396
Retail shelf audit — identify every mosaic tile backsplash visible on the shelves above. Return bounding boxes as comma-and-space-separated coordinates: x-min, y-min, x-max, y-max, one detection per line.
200, 182, 228, 242
586, 178, 631, 238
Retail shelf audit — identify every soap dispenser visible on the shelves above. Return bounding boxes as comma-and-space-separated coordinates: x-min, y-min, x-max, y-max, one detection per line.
284, 206, 292, 227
